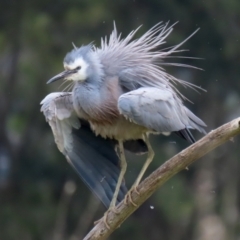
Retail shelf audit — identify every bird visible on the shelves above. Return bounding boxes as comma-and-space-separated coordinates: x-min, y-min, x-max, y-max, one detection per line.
41, 22, 206, 214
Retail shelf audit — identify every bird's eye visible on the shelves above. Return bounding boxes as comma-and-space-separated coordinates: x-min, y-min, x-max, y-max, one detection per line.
76, 66, 81, 70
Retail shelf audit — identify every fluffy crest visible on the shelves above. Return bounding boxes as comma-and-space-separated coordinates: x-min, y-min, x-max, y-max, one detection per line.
64, 44, 93, 65
94, 22, 204, 99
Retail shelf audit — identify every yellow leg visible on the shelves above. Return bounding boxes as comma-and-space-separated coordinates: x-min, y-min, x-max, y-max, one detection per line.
124, 134, 155, 206
100, 141, 127, 228
133, 134, 154, 187
109, 140, 127, 208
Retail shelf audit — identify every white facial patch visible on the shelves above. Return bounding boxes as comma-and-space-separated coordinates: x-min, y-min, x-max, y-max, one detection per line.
64, 57, 89, 81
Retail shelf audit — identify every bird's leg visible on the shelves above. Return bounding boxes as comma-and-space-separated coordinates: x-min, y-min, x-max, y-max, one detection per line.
110, 140, 127, 208
132, 134, 154, 188
101, 140, 127, 228
124, 134, 154, 206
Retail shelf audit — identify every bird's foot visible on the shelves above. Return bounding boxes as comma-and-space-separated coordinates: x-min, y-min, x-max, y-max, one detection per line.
124, 185, 140, 207
94, 211, 111, 229
94, 206, 120, 229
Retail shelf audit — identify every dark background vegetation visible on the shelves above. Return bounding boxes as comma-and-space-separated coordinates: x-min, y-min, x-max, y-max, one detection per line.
1, 0, 240, 239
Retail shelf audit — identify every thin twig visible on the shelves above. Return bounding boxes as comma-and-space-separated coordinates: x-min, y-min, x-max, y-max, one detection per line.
83, 117, 240, 240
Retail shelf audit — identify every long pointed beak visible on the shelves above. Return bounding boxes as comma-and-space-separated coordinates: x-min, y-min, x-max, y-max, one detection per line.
47, 70, 76, 84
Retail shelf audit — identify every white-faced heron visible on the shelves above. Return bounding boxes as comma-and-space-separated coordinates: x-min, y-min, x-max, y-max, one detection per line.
41, 22, 206, 224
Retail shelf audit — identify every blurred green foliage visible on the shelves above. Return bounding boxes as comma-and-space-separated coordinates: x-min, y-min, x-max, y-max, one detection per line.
1, 0, 240, 239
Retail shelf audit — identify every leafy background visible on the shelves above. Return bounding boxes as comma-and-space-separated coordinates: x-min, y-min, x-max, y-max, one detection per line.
1, 0, 240, 239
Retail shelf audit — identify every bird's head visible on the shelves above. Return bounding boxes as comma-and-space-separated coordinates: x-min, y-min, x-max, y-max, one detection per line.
47, 45, 100, 84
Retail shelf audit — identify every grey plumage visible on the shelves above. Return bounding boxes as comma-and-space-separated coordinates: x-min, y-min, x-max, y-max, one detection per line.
118, 87, 206, 134
41, 22, 206, 208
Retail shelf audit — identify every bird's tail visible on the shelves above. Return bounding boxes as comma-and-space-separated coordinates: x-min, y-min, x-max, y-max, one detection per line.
174, 128, 196, 143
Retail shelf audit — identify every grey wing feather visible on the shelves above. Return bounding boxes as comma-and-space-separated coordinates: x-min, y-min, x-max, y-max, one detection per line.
184, 106, 206, 130
41, 92, 79, 153
40, 92, 127, 207
67, 124, 128, 207
118, 87, 206, 134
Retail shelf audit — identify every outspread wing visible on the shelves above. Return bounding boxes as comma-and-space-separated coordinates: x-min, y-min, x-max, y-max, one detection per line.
118, 87, 206, 143
41, 92, 79, 153
40, 92, 127, 207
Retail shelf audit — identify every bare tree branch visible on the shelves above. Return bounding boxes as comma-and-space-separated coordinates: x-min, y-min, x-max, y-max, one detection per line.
83, 117, 240, 240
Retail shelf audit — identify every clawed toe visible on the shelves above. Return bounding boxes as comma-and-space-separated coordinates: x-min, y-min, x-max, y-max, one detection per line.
124, 187, 139, 207
94, 211, 110, 229
103, 211, 111, 229
94, 206, 119, 229
133, 185, 140, 195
